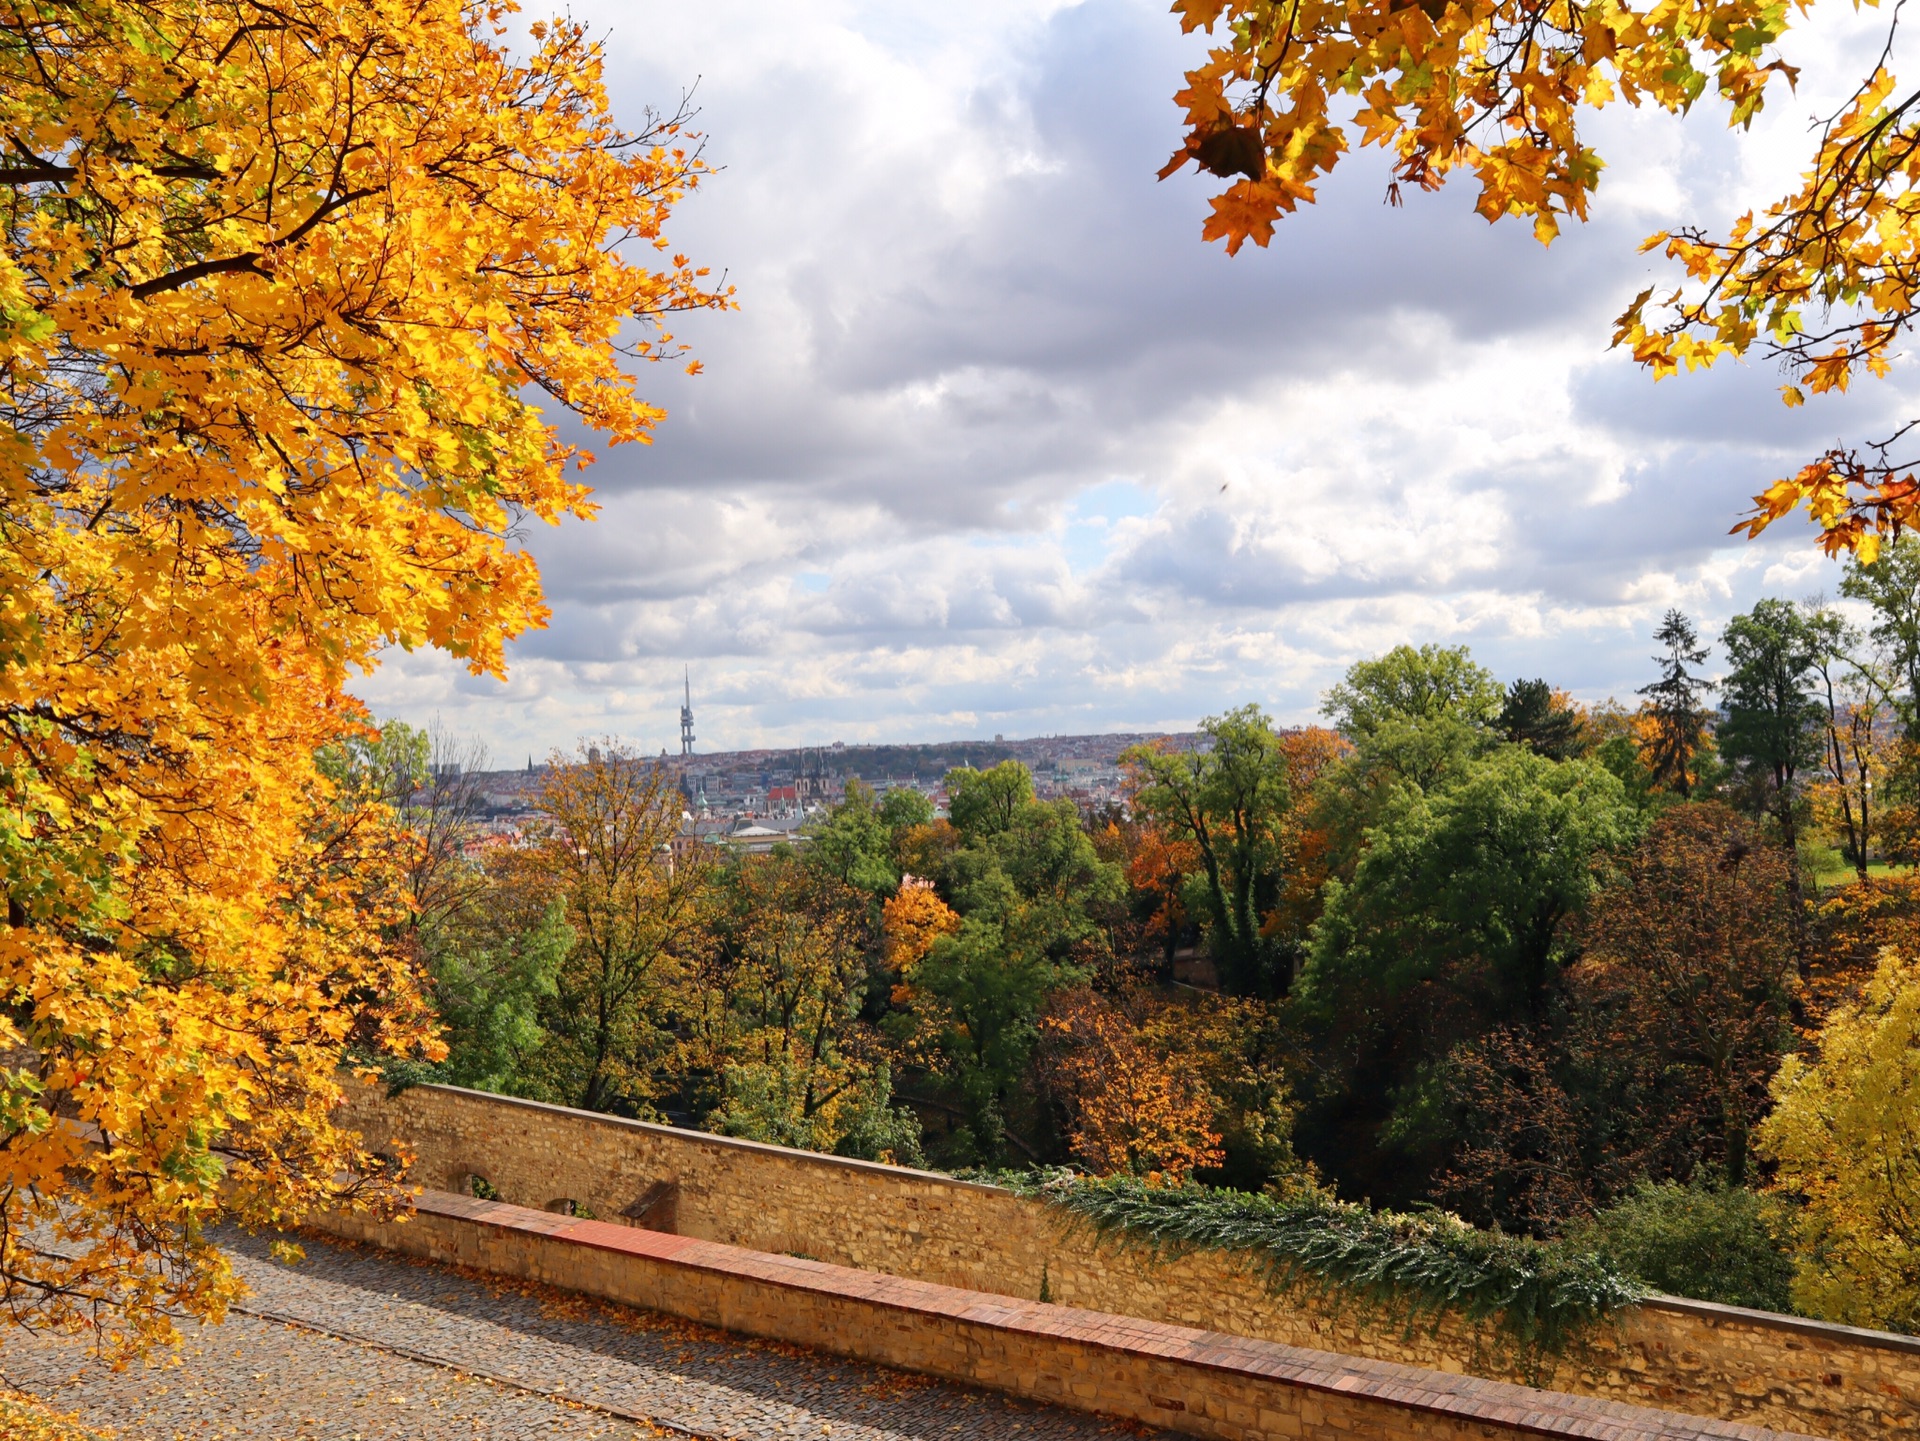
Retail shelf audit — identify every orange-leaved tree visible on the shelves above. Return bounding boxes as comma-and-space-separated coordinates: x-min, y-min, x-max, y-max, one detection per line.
1164, 0, 1920, 552
881, 883, 963, 978
0, 0, 724, 1348
1038, 987, 1224, 1182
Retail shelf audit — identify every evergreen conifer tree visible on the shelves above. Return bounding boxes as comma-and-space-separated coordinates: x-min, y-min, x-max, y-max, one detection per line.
1638, 610, 1713, 796
1497, 678, 1585, 760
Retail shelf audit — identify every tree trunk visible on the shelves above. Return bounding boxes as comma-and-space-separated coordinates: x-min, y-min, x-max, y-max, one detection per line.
1775, 767, 1810, 984
1723, 1114, 1749, 1187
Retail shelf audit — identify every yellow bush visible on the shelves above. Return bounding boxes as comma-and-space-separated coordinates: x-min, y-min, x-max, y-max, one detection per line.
0, 1391, 109, 1441
1758, 949, 1920, 1331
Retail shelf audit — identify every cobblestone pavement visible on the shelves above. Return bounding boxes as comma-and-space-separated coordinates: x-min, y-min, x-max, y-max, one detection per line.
0, 1228, 1174, 1441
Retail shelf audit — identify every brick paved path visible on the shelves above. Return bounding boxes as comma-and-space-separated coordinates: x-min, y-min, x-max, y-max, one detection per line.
0, 1228, 1174, 1441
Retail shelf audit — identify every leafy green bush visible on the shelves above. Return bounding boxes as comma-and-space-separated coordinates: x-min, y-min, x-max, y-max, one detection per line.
1010, 1174, 1644, 1358
832, 1064, 926, 1167
1567, 1181, 1794, 1313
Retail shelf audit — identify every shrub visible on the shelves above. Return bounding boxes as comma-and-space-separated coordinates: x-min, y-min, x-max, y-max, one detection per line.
1567, 1181, 1794, 1312
1758, 947, 1920, 1332
0, 1391, 107, 1441
713, 1060, 924, 1167
833, 1065, 927, 1167
1013, 1174, 1644, 1359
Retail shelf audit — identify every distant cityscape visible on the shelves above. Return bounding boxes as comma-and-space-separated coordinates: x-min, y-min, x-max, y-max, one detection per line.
437, 682, 1200, 854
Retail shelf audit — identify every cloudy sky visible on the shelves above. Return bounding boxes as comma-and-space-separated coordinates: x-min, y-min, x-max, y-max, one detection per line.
355, 0, 1916, 761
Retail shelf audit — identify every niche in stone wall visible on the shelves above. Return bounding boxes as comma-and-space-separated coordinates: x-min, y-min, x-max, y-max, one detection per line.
456, 1169, 500, 1201
622, 1180, 679, 1233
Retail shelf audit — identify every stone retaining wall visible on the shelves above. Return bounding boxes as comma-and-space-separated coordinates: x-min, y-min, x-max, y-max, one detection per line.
341, 1081, 1919, 1440
314, 1187, 1807, 1441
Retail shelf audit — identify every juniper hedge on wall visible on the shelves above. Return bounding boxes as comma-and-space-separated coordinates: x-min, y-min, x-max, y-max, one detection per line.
994, 1173, 1645, 1358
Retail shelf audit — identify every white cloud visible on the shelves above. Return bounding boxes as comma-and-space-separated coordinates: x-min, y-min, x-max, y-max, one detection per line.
351, 0, 1918, 755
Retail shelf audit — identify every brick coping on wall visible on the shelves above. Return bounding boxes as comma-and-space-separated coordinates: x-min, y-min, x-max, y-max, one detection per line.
388, 1186, 1809, 1441
393, 1081, 1920, 1362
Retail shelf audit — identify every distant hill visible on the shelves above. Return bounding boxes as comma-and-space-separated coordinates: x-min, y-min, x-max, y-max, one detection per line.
473, 730, 1201, 789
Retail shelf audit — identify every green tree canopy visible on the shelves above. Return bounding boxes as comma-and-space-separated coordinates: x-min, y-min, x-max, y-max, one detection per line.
805, 779, 900, 899
1308, 747, 1637, 1025
878, 787, 935, 833
1322, 644, 1503, 741
1718, 600, 1822, 913
1299, 745, 1638, 1203
417, 900, 571, 1095
947, 760, 1038, 841
911, 763, 1122, 1162
1124, 706, 1295, 996
1841, 535, 1920, 738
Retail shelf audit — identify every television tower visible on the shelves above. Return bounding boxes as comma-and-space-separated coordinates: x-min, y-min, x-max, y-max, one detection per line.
680, 669, 696, 756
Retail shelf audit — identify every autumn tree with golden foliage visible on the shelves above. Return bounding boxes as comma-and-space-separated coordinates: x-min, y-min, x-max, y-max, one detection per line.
1039, 987, 1223, 1182
881, 883, 963, 979
0, 0, 720, 1345
1800, 873, 1920, 1036
682, 852, 900, 1156
1760, 947, 1920, 1331
1037, 982, 1304, 1188
1164, 0, 1920, 553
512, 747, 709, 1115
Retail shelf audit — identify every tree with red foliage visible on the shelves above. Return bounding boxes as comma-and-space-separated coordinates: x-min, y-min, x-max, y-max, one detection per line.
1439, 803, 1799, 1230
1576, 803, 1798, 1188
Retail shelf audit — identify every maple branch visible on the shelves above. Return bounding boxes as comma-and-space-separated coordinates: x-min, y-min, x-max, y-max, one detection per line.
128, 251, 268, 298
128, 185, 377, 298
158, 17, 300, 122
0, 161, 75, 185
0, 156, 229, 186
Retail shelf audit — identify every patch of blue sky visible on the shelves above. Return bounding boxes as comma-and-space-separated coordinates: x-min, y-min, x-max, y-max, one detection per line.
1061, 479, 1158, 575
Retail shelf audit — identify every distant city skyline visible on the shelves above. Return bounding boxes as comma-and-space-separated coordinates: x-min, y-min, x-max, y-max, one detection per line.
453, 727, 1180, 849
